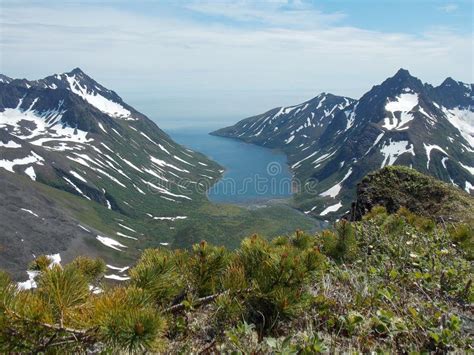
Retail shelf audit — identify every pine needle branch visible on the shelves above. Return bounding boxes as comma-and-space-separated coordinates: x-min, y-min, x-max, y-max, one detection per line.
7, 309, 96, 336
164, 288, 251, 313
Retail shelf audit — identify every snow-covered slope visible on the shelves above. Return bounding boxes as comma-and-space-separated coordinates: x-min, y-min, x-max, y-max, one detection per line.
213, 93, 355, 151
214, 69, 474, 218
0, 68, 223, 277
0, 68, 221, 207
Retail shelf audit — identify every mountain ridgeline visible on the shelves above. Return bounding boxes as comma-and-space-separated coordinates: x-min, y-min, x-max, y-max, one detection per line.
1, 68, 473, 353
0, 68, 223, 276
0, 67, 222, 207
0, 68, 322, 279
213, 69, 474, 218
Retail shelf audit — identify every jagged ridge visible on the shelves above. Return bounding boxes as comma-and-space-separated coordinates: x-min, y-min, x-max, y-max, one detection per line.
213, 69, 474, 219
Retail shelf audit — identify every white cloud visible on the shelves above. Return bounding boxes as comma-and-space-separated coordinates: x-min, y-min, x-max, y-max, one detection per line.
184, 0, 346, 29
438, 4, 459, 13
0, 2, 472, 127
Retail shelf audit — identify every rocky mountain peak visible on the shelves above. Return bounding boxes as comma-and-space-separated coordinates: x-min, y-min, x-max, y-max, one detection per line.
381, 68, 424, 93
393, 68, 412, 79
68, 67, 86, 76
440, 76, 455, 85
214, 70, 474, 220
430, 77, 473, 109
0, 74, 12, 84
62, 68, 100, 89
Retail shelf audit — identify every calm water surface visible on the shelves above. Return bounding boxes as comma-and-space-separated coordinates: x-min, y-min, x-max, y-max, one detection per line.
167, 127, 293, 204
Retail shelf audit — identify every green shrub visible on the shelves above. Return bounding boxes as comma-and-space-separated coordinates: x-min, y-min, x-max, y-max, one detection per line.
187, 241, 230, 296
318, 220, 357, 262
69, 256, 106, 282
448, 223, 474, 259
0, 209, 472, 353
129, 248, 183, 306
28, 255, 53, 271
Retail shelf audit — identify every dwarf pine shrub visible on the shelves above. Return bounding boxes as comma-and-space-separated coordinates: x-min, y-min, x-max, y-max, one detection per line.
0, 207, 472, 352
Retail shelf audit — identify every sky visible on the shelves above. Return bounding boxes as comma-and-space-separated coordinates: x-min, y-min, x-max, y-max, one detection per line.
0, 0, 473, 129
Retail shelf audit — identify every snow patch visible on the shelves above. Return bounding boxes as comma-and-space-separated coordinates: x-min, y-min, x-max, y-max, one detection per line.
104, 274, 130, 281
383, 93, 418, 130
24, 166, 36, 181
364, 132, 384, 156
96, 235, 127, 251
133, 183, 146, 195
385, 93, 419, 112
173, 155, 195, 166
344, 103, 358, 130
18, 271, 39, 290
441, 157, 449, 169
380, 139, 415, 168
459, 162, 474, 175
97, 122, 107, 133
153, 216, 188, 221
285, 135, 295, 144
141, 179, 192, 200
320, 202, 343, 216
63, 176, 91, 200
158, 144, 170, 154
0, 104, 92, 149
66, 74, 133, 119
292, 150, 319, 169
150, 155, 189, 173
423, 143, 448, 169
120, 157, 143, 173
20, 208, 39, 217
78, 224, 90, 233
118, 223, 136, 233
312, 150, 336, 166
465, 181, 474, 193
0, 140, 22, 148
320, 168, 353, 198
69, 170, 87, 183
100, 142, 114, 153
107, 264, 129, 273
17, 253, 61, 290
444, 108, 474, 148
0, 152, 44, 173
116, 232, 137, 240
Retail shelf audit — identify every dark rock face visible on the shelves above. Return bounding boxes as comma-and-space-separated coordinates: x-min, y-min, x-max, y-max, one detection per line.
346, 166, 474, 223
214, 69, 474, 219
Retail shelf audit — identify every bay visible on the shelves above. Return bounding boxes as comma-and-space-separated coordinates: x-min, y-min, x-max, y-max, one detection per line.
167, 127, 293, 204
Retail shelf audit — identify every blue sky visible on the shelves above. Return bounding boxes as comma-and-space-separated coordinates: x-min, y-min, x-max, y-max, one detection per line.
1, 0, 472, 129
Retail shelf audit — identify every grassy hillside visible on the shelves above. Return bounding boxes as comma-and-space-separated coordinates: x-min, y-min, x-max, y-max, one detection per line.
1, 204, 472, 352
0, 169, 323, 279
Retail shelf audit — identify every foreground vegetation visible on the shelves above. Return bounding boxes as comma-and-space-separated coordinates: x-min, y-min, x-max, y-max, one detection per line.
1, 206, 472, 353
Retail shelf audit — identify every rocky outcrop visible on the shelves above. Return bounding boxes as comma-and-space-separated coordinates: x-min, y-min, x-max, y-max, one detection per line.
347, 166, 474, 223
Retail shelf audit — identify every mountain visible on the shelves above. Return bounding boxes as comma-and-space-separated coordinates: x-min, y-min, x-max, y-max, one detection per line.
213, 69, 474, 218
0, 74, 12, 84
0, 68, 228, 215
0, 68, 219, 276
0, 68, 322, 279
0, 67, 222, 206
213, 93, 355, 149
